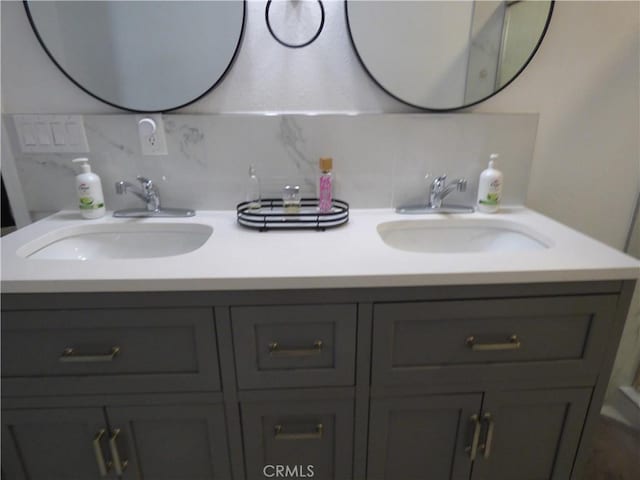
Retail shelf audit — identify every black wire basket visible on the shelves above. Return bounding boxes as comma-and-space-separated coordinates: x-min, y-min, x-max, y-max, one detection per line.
236, 198, 349, 231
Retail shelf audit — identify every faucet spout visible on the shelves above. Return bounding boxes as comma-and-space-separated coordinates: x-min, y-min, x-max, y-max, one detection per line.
429, 176, 467, 209
115, 177, 160, 211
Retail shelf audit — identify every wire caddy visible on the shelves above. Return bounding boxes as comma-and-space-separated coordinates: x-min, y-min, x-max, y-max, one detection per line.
236, 198, 349, 231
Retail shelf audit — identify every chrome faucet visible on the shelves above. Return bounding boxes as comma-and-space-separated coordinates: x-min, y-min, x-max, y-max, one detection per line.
116, 176, 160, 211
429, 175, 467, 209
113, 176, 194, 218
396, 173, 473, 214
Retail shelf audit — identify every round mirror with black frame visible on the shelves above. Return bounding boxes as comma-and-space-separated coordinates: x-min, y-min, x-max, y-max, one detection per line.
24, 0, 246, 113
345, 0, 554, 112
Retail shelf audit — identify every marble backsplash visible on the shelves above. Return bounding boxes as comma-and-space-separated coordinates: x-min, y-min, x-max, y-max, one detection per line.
4, 113, 538, 216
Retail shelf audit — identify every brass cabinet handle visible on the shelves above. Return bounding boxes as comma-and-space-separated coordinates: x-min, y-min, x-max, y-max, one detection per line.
465, 335, 521, 351
59, 346, 120, 363
92, 429, 112, 477
109, 429, 129, 475
274, 423, 323, 440
268, 340, 323, 357
465, 414, 482, 461
480, 413, 495, 459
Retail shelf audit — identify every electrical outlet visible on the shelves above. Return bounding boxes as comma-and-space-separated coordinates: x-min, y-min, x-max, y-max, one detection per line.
136, 114, 168, 155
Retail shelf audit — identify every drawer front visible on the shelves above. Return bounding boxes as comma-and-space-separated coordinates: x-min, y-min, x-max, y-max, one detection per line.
232, 304, 357, 389
372, 295, 617, 386
241, 398, 354, 480
1, 308, 220, 395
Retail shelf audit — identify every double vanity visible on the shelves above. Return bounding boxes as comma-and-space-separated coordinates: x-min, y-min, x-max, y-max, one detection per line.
1, 208, 637, 480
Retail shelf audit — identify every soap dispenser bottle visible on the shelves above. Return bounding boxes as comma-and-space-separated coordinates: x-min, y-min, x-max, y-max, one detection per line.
477, 153, 503, 213
72, 157, 105, 219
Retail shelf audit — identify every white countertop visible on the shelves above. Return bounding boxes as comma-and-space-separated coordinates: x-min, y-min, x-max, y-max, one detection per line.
1, 208, 638, 293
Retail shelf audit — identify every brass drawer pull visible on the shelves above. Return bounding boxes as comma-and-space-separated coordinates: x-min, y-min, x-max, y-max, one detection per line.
465, 335, 521, 351
268, 340, 323, 357
464, 414, 481, 461
480, 413, 495, 459
59, 346, 120, 363
92, 429, 111, 477
108, 428, 129, 475
274, 423, 324, 440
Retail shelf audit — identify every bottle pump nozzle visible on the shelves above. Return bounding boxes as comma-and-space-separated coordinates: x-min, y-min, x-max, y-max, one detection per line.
72, 157, 91, 173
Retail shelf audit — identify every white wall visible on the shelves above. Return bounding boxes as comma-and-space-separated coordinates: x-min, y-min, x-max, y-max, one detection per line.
476, 1, 639, 251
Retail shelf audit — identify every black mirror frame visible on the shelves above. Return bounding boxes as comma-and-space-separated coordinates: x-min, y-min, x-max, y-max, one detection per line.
344, 0, 554, 112
23, 0, 247, 113
266, 0, 325, 49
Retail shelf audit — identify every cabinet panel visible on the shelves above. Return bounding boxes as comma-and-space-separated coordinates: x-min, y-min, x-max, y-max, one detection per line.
471, 388, 590, 480
1, 408, 108, 480
368, 394, 482, 480
232, 304, 357, 389
373, 296, 616, 385
2, 308, 220, 395
242, 398, 354, 480
106, 404, 231, 480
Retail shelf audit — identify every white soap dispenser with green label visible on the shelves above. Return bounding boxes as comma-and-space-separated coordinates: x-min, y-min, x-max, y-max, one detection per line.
477, 153, 503, 213
73, 157, 105, 219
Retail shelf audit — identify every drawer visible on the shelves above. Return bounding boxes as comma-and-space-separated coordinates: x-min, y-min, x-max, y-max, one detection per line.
241, 397, 354, 480
372, 295, 617, 386
1, 307, 220, 395
232, 304, 357, 389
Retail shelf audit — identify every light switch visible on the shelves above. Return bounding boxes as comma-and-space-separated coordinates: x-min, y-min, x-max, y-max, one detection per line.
51, 123, 66, 145
13, 115, 89, 153
20, 124, 37, 146
35, 123, 51, 145
65, 122, 81, 146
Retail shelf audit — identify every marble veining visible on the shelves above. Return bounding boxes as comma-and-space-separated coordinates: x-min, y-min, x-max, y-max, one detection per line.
165, 118, 207, 167
5, 113, 539, 215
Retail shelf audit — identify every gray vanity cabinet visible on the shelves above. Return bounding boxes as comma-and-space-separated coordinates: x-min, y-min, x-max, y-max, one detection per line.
371, 296, 616, 386
241, 397, 354, 480
2, 408, 107, 480
367, 394, 482, 480
1, 280, 635, 480
469, 389, 591, 480
1, 307, 220, 396
231, 304, 357, 390
2, 403, 231, 480
367, 388, 591, 480
105, 404, 232, 480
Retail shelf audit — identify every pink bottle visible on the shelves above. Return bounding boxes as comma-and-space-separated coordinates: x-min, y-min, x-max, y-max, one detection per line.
318, 157, 333, 213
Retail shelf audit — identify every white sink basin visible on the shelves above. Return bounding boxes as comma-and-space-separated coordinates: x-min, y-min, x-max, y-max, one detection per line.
377, 219, 551, 253
17, 223, 213, 260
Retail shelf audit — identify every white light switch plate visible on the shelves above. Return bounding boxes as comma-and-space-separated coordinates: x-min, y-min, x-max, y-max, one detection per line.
13, 115, 89, 153
136, 114, 168, 155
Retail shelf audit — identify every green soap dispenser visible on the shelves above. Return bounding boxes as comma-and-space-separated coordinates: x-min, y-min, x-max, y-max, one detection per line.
477, 153, 503, 213
72, 158, 105, 219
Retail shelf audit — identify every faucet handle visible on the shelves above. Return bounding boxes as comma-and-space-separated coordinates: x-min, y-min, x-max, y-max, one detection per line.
115, 181, 127, 194
430, 174, 448, 190
136, 176, 158, 194
136, 176, 152, 186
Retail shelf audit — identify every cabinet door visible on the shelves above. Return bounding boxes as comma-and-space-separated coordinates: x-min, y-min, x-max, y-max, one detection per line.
242, 398, 354, 480
2, 408, 109, 480
368, 394, 482, 480
471, 388, 590, 480
105, 404, 231, 480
